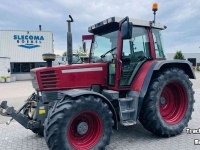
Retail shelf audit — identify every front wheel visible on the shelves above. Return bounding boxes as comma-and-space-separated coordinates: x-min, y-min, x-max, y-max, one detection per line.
44, 95, 114, 150
139, 68, 194, 137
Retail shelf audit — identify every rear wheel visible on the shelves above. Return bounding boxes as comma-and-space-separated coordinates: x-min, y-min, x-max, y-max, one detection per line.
139, 68, 194, 136
44, 95, 114, 150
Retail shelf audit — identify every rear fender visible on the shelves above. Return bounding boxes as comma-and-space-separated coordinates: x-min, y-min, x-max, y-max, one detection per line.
60, 89, 118, 130
137, 60, 195, 118
154, 60, 195, 79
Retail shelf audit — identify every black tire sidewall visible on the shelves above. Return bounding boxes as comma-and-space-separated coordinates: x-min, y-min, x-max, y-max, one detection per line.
51, 96, 112, 150
154, 70, 193, 132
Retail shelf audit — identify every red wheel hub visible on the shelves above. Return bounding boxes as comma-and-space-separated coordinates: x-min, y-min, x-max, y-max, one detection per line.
159, 81, 187, 124
68, 111, 102, 149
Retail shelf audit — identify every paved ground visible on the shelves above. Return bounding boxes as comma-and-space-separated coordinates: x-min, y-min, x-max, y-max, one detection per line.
191, 71, 200, 89
0, 81, 34, 124
0, 72, 200, 150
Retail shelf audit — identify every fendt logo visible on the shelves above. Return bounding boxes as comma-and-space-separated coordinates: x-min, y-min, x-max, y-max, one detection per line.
13, 35, 44, 49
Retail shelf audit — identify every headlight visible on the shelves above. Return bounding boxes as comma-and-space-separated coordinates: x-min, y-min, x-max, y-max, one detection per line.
30, 71, 39, 90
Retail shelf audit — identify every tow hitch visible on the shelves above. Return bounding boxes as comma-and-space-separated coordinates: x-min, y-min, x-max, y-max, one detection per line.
0, 100, 40, 130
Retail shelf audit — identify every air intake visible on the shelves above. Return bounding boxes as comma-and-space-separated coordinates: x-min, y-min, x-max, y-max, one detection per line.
40, 71, 58, 89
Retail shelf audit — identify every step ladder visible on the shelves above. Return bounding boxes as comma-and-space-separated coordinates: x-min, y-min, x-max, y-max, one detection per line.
118, 97, 137, 126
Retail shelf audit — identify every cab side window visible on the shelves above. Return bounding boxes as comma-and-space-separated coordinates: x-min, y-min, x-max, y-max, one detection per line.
122, 27, 150, 59
152, 29, 166, 59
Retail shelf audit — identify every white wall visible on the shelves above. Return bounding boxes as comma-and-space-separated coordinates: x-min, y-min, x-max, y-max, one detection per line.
11, 73, 32, 81
0, 57, 10, 77
0, 30, 53, 62
167, 53, 200, 63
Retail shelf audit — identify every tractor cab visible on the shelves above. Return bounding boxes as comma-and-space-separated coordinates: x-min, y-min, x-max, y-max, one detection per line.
83, 16, 166, 90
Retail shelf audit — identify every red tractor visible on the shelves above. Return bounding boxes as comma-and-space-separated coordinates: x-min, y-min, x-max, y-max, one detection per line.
0, 4, 195, 150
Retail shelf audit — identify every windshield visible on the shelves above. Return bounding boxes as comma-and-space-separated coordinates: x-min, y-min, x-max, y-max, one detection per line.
72, 55, 82, 64
90, 30, 118, 63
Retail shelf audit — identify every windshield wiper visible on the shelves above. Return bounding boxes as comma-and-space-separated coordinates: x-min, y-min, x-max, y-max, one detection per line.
100, 47, 117, 58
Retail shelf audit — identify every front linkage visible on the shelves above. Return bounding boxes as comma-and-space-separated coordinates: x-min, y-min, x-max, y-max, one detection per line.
0, 93, 44, 133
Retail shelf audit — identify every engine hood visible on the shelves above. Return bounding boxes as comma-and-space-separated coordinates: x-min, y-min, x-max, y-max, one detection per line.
31, 63, 107, 91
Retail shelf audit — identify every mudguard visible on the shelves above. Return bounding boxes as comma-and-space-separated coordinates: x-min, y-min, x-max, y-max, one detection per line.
55, 89, 118, 130
154, 60, 195, 79
137, 60, 195, 117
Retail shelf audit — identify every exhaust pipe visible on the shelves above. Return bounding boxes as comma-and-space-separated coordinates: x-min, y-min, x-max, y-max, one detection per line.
67, 15, 74, 65
39, 25, 42, 31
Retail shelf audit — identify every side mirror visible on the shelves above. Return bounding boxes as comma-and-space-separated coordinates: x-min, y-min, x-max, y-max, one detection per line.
83, 41, 86, 52
121, 22, 133, 39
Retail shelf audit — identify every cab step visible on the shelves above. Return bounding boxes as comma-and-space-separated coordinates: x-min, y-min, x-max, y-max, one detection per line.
118, 91, 139, 126
119, 97, 133, 102
122, 120, 136, 126
121, 108, 135, 113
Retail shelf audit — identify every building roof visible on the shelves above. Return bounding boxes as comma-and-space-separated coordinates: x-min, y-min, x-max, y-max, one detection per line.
0, 30, 52, 33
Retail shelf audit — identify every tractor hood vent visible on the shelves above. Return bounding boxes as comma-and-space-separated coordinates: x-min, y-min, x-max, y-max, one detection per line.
40, 71, 59, 89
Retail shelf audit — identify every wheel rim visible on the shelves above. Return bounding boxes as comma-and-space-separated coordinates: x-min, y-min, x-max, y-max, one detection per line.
159, 81, 187, 124
68, 111, 102, 149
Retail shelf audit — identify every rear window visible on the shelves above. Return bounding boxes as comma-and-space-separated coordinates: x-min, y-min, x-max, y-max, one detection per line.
152, 29, 166, 59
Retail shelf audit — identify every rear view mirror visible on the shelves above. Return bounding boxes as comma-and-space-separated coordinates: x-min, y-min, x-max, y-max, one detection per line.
83, 41, 86, 52
121, 22, 133, 39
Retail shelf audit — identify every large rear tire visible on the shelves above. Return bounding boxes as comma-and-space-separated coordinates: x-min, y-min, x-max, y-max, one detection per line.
139, 68, 194, 137
44, 95, 114, 150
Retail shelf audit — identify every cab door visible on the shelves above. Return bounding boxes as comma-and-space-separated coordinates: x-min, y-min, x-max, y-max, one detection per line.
118, 26, 151, 88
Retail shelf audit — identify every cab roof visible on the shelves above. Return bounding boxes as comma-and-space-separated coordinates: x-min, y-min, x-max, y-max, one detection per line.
88, 16, 166, 33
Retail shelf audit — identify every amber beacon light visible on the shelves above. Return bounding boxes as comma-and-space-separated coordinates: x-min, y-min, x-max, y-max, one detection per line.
152, 3, 158, 12
151, 3, 158, 24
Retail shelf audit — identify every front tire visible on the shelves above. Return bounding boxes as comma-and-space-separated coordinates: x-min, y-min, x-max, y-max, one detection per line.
139, 68, 194, 137
44, 95, 114, 150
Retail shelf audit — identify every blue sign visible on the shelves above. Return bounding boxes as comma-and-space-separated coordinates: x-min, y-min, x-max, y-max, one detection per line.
18, 44, 40, 49
13, 35, 44, 49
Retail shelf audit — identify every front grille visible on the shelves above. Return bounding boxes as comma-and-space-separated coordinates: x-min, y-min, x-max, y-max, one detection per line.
40, 71, 58, 89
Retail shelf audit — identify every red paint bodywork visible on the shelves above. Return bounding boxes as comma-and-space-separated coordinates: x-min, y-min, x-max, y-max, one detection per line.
82, 35, 94, 63
32, 26, 165, 92
115, 30, 122, 88
148, 29, 156, 59
82, 35, 94, 40
33, 63, 107, 91
131, 60, 156, 91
